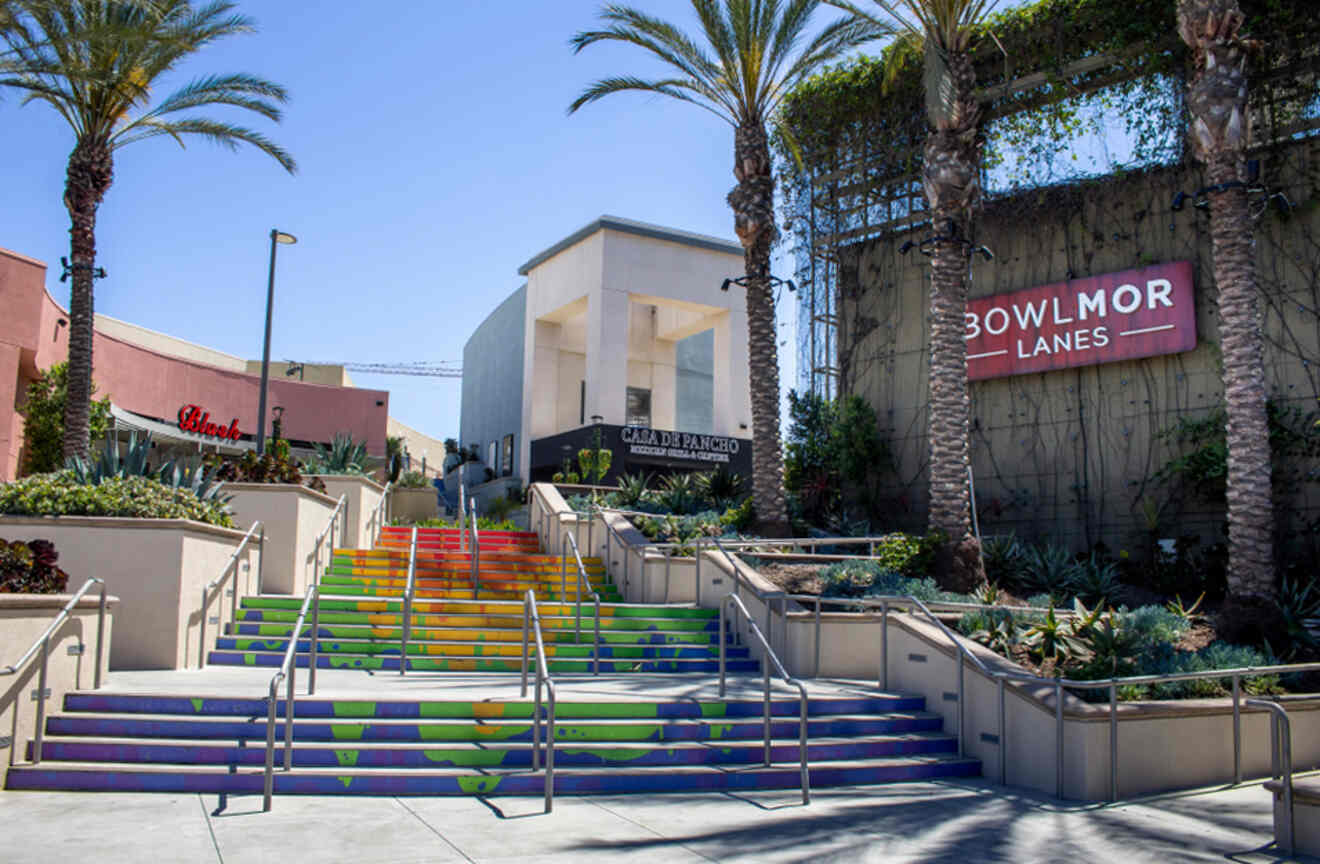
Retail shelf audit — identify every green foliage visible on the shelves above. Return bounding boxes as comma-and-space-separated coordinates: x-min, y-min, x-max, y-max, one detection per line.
657, 473, 700, 515
1154, 401, 1320, 503
0, 471, 234, 527
695, 467, 745, 508
485, 495, 517, 522
868, 532, 942, 579
981, 534, 1026, 585
397, 470, 428, 489
65, 431, 230, 508
0, 538, 68, 594
306, 432, 371, 476
1021, 600, 1101, 667
615, 471, 652, 506
1068, 554, 1125, 607
1019, 544, 1075, 598
402, 516, 520, 532
818, 558, 962, 604
208, 439, 322, 492
784, 390, 892, 528
577, 426, 613, 486
1276, 573, 1320, 651
19, 362, 111, 475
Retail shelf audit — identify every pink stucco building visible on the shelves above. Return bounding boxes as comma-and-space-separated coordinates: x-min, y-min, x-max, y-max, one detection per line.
1, 246, 390, 480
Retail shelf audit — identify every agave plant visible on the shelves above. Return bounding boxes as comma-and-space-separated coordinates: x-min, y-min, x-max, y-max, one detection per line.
615, 471, 653, 506
1066, 554, 1125, 607
981, 534, 1025, 584
657, 473, 699, 515
307, 432, 370, 475
696, 467, 746, 508
1020, 544, 1077, 600
64, 430, 229, 507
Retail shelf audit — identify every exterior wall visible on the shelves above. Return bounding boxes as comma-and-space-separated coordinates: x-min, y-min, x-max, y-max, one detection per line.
309, 475, 385, 550
0, 246, 397, 481
0, 517, 251, 669
242, 360, 351, 388
387, 416, 448, 478
226, 484, 339, 596
837, 139, 1320, 553
390, 486, 440, 523
0, 594, 115, 784
461, 285, 526, 488
515, 218, 749, 486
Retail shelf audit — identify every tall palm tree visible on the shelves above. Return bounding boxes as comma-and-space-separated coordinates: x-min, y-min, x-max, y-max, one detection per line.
1176, 0, 1272, 604
568, 0, 885, 534
1, 0, 295, 461
830, 0, 994, 588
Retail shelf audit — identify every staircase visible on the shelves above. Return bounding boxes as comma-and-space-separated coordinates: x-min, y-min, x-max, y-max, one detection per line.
5, 523, 981, 797
207, 525, 754, 673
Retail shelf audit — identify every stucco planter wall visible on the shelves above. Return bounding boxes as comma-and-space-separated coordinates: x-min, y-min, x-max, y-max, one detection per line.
0, 592, 117, 785
226, 484, 339, 596
390, 487, 439, 524
306, 475, 385, 550
0, 517, 247, 670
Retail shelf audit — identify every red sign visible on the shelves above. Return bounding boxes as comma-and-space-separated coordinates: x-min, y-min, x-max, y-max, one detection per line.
177, 405, 243, 441
965, 261, 1197, 381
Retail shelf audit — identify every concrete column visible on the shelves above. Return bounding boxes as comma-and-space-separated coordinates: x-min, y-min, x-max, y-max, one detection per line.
587, 287, 630, 425
0, 344, 23, 481
652, 339, 677, 430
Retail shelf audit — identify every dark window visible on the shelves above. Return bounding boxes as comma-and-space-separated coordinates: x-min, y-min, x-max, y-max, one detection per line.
579, 380, 586, 425
626, 387, 652, 427
501, 434, 514, 477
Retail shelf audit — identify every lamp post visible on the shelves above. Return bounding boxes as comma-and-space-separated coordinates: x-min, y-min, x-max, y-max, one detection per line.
256, 229, 297, 454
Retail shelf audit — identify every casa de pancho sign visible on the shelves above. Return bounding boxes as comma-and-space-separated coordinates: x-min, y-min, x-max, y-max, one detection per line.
965, 261, 1197, 381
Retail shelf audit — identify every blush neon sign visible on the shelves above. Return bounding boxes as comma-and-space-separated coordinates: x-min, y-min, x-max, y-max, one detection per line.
177, 405, 243, 441
965, 261, 1197, 381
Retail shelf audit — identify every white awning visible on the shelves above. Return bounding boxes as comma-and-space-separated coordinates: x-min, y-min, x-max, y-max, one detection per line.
109, 404, 255, 453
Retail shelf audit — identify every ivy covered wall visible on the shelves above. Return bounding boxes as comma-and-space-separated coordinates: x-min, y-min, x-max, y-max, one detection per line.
838, 135, 1320, 556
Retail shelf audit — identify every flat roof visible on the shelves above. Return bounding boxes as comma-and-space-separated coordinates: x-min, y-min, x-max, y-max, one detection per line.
517, 215, 743, 276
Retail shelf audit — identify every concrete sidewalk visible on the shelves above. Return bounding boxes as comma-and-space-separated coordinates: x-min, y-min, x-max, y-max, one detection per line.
1, 777, 1310, 863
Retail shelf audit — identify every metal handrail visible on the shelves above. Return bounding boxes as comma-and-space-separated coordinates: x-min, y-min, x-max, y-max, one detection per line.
552, 491, 1320, 802
368, 481, 393, 546
262, 581, 318, 811
519, 589, 557, 813
458, 476, 466, 553
2, 578, 108, 765
718, 591, 810, 805
305, 495, 345, 695
1248, 699, 1294, 855
198, 521, 264, 669
469, 497, 481, 596
562, 531, 602, 676
399, 526, 419, 677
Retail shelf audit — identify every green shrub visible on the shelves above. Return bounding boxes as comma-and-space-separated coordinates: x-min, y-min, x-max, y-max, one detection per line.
819, 559, 956, 604
0, 471, 234, 528
19, 362, 112, 476
868, 532, 941, 579
397, 471, 428, 489
0, 538, 69, 593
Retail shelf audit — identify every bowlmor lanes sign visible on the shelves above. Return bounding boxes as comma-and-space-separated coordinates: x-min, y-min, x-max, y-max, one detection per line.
965, 261, 1197, 381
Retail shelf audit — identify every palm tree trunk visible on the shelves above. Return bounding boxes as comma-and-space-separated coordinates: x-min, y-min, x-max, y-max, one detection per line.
1178, 1, 1273, 601
61, 141, 114, 462
920, 47, 986, 592
1206, 161, 1274, 599
728, 122, 788, 534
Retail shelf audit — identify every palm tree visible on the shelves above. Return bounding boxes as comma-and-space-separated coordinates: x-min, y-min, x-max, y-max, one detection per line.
1, 0, 295, 461
568, 0, 885, 535
829, 0, 994, 588
1176, 0, 1272, 605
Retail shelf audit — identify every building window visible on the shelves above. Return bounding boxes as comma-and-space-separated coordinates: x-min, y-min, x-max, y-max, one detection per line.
488, 441, 497, 474
579, 380, 586, 426
501, 434, 514, 477
626, 387, 652, 427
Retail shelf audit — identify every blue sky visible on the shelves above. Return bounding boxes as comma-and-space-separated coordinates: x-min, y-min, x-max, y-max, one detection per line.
0, 1, 838, 445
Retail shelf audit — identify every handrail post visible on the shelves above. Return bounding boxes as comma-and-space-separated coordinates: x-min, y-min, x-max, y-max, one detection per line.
718, 599, 727, 697
763, 656, 772, 767
1109, 681, 1118, 801
1055, 679, 1064, 799
285, 645, 296, 770
263, 677, 279, 811
521, 597, 530, 696
997, 675, 1007, 785
94, 581, 107, 690
32, 637, 48, 764
199, 583, 209, 670
533, 661, 543, 772
593, 595, 601, 677
956, 651, 965, 758
1232, 674, 1242, 784
1248, 699, 1294, 855
545, 683, 556, 813
401, 526, 418, 677
257, 524, 266, 594
798, 684, 810, 804
880, 600, 889, 690
308, 584, 319, 695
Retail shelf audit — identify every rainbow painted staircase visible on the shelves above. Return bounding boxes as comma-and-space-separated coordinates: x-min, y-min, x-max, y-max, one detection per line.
5, 525, 980, 796
207, 525, 756, 673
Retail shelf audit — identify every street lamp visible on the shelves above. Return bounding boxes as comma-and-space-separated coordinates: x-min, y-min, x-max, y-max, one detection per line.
256, 229, 297, 454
